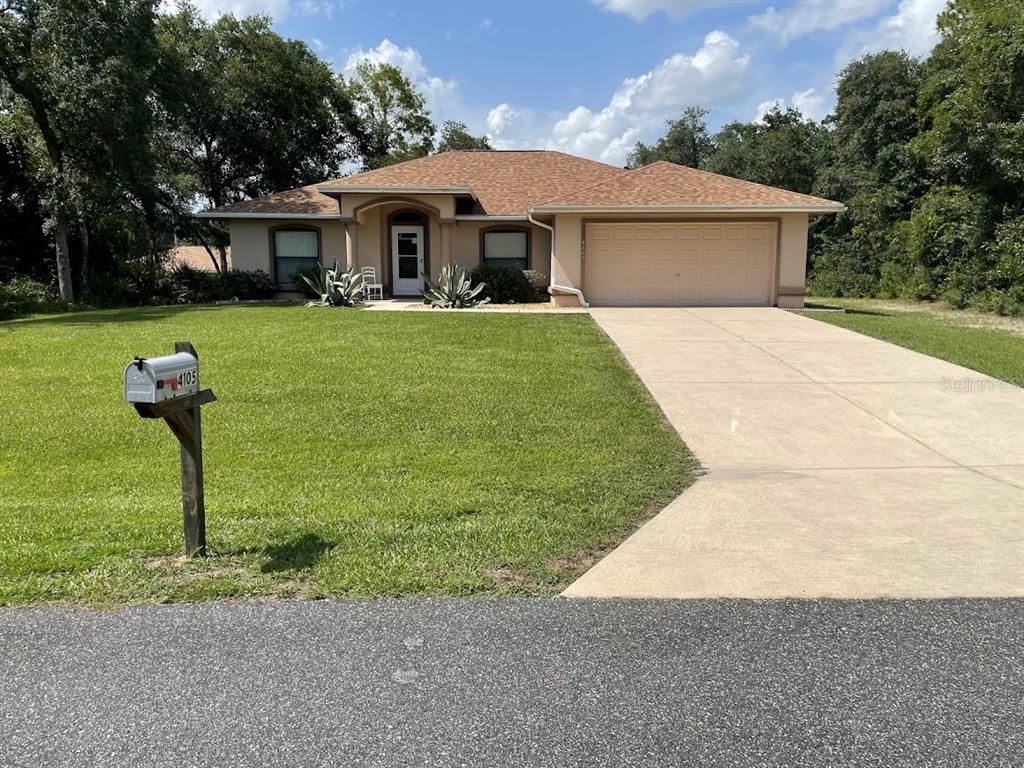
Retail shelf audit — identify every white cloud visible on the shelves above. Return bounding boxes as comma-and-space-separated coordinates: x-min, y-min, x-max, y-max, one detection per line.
791, 87, 828, 120
594, 0, 741, 22
839, 0, 943, 62
753, 87, 831, 121
754, 98, 785, 121
342, 39, 459, 119
481, 18, 495, 30
749, 0, 888, 45
486, 104, 519, 136
488, 30, 751, 165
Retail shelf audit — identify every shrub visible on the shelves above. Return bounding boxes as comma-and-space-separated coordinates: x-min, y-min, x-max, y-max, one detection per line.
985, 217, 1024, 311
169, 264, 220, 303
523, 269, 549, 299
423, 264, 488, 308
302, 262, 363, 307
469, 265, 537, 303
807, 236, 879, 297
0, 277, 65, 320
291, 265, 322, 298
220, 269, 275, 300
899, 186, 991, 300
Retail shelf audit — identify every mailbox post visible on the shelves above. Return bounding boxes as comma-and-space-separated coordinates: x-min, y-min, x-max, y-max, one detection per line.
124, 341, 216, 557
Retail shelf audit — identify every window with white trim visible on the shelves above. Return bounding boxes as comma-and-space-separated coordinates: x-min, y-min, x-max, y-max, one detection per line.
274, 229, 320, 284
482, 230, 528, 270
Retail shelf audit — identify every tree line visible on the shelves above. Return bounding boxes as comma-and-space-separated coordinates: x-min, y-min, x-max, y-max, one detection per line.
627, 0, 1023, 314
0, 0, 489, 302
2, 0, 1021, 314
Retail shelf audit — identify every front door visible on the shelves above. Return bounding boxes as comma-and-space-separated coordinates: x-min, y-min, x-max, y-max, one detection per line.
391, 225, 425, 296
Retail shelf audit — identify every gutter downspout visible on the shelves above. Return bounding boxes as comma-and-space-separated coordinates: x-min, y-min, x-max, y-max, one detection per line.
527, 210, 589, 308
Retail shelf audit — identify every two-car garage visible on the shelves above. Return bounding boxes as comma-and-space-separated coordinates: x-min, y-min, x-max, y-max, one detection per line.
583, 221, 778, 307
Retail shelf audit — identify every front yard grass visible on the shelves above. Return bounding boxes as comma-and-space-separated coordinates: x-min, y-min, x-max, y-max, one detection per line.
0, 305, 696, 605
806, 297, 1024, 387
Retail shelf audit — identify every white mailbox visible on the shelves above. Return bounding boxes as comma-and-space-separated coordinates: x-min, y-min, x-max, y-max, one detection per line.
124, 352, 199, 404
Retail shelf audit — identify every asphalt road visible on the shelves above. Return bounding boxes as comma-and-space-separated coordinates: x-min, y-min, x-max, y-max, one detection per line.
1, 598, 1021, 767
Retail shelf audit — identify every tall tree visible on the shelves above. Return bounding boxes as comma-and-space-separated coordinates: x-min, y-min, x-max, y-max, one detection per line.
706, 106, 826, 194
808, 51, 925, 296
916, 0, 1024, 209
0, 0, 159, 301
627, 106, 713, 169
435, 120, 491, 152
0, 104, 48, 281
344, 61, 434, 169
155, 4, 360, 269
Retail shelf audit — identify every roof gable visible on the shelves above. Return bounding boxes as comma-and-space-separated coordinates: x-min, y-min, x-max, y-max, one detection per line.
317, 151, 627, 215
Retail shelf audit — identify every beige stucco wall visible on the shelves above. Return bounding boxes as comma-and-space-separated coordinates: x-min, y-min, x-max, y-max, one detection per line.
228, 218, 346, 278
449, 221, 551, 277
776, 213, 809, 309
228, 213, 553, 291
550, 211, 811, 308
339, 193, 456, 221
226, 208, 807, 305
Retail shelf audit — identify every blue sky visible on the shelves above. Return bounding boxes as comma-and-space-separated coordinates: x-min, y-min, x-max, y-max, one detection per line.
190, 0, 946, 165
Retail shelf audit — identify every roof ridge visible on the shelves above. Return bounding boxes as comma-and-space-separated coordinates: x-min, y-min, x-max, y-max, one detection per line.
647, 161, 837, 205
534, 163, 639, 207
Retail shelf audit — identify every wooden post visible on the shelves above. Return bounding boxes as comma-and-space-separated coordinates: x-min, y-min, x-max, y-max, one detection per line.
132, 343, 215, 558
174, 341, 206, 557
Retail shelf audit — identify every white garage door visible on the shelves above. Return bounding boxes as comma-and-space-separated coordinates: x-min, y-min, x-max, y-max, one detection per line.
584, 222, 777, 306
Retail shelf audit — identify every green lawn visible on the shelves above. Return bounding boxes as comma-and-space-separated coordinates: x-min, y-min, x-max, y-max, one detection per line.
806, 297, 1024, 387
0, 305, 696, 606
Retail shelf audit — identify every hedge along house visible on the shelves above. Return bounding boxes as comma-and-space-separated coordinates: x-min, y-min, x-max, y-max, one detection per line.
198, 150, 844, 307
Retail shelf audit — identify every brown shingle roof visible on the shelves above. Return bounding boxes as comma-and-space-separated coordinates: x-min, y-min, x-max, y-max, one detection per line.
533, 161, 843, 210
201, 153, 842, 218
202, 151, 626, 217
206, 183, 339, 216
317, 151, 628, 216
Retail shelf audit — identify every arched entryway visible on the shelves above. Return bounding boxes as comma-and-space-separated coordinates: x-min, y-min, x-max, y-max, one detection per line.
387, 209, 429, 297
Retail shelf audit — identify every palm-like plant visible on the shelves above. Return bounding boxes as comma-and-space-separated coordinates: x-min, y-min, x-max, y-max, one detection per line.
302, 262, 364, 307
422, 264, 489, 308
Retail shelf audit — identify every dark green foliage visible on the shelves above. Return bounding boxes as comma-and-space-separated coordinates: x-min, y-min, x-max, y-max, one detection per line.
706, 107, 827, 194
627, 106, 713, 169
0, 276, 64, 320
470, 265, 540, 304
219, 269, 276, 301
523, 269, 549, 298
344, 61, 435, 169
436, 121, 491, 152
808, 3, 1024, 314
808, 51, 926, 298
169, 264, 276, 304
75, 264, 275, 310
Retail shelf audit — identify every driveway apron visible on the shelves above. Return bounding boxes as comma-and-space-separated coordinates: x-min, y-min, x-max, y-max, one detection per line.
565, 307, 1024, 598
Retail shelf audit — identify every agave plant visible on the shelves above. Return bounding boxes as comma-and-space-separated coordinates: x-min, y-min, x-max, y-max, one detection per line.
302, 262, 364, 307
422, 264, 489, 309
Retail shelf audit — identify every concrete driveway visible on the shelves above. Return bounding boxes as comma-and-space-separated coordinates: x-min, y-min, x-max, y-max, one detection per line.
565, 307, 1024, 599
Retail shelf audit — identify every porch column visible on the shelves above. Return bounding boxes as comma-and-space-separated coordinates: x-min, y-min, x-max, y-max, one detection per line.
439, 221, 453, 270
344, 222, 358, 270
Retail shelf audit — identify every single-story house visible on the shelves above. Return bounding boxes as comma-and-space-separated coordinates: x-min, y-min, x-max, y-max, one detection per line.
198, 150, 843, 308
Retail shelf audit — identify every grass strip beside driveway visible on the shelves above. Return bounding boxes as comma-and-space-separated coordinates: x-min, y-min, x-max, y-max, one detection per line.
0, 305, 696, 605
807, 298, 1024, 387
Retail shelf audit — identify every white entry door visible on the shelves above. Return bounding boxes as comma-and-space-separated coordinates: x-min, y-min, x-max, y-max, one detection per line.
391, 225, 425, 296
